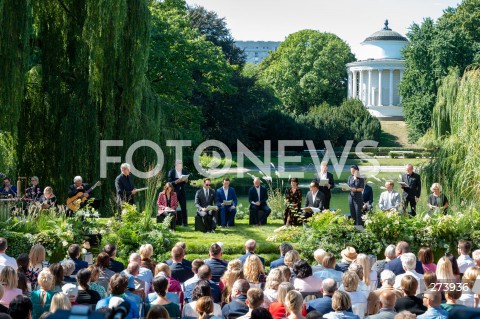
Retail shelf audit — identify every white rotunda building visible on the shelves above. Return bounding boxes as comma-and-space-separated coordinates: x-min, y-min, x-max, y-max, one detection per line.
346, 20, 408, 119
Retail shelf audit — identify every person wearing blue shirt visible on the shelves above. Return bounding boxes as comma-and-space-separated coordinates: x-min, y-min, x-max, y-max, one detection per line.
216, 177, 238, 227
417, 291, 448, 319
67, 244, 88, 276
270, 243, 293, 269
1, 177, 17, 197
96, 273, 140, 319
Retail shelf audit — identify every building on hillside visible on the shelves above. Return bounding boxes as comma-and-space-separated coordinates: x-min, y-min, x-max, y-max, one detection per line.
235, 41, 281, 64
346, 20, 408, 119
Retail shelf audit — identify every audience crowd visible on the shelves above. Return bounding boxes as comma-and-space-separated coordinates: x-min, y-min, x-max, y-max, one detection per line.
0, 237, 479, 319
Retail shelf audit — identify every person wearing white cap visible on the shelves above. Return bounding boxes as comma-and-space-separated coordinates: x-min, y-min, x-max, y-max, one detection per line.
168, 160, 189, 227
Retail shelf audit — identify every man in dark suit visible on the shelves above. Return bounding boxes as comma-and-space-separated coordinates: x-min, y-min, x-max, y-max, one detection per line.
67, 176, 92, 210
222, 279, 250, 319
169, 245, 194, 283
104, 243, 125, 273
204, 243, 228, 283
384, 241, 424, 276
216, 177, 238, 227
303, 180, 325, 219
362, 179, 374, 213
195, 178, 218, 233
238, 239, 265, 266
306, 278, 337, 314
67, 244, 88, 275
401, 164, 421, 216
315, 161, 335, 209
115, 163, 137, 213
168, 160, 189, 226
270, 242, 293, 269
248, 177, 271, 225
165, 242, 192, 268
184, 265, 221, 303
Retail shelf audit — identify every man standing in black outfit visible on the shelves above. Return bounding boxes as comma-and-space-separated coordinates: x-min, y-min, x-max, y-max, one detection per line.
168, 160, 189, 226
315, 161, 334, 210
115, 163, 137, 213
401, 164, 421, 216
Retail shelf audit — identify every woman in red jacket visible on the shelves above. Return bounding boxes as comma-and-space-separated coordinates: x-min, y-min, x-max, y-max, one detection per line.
157, 183, 179, 231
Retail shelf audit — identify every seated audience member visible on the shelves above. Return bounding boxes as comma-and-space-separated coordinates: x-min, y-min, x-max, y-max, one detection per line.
61, 260, 76, 284
104, 243, 125, 273
435, 256, 456, 287
292, 260, 322, 292
88, 265, 107, 299
384, 242, 424, 276
31, 270, 56, 319
417, 291, 448, 319
248, 177, 271, 226
340, 272, 367, 316
284, 290, 305, 319
16, 254, 31, 297
393, 253, 425, 295
237, 288, 264, 319
238, 240, 265, 266
205, 243, 228, 283
184, 265, 221, 303
75, 268, 101, 305
311, 249, 326, 273
372, 245, 396, 284
393, 311, 416, 319
0, 285, 7, 313
356, 254, 378, 290
147, 275, 181, 319
269, 282, 295, 319
373, 270, 403, 300
125, 262, 147, 297
94, 252, 115, 290
146, 304, 169, 319
313, 253, 343, 283
305, 311, 322, 319
417, 272, 437, 300
128, 253, 154, 287
244, 255, 266, 289
0, 267, 22, 308
444, 253, 461, 282
337, 247, 357, 273
168, 245, 194, 284
366, 290, 397, 319
270, 243, 293, 270
0, 238, 18, 272
67, 244, 88, 275
183, 280, 222, 318
252, 308, 274, 319
394, 275, 426, 315
440, 287, 466, 314
344, 264, 369, 297
49, 292, 71, 312
222, 279, 250, 319
306, 278, 337, 314
284, 250, 301, 277
457, 266, 479, 307
220, 259, 243, 304
140, 244, 157, 273
8, 295, 33, 319
154, 263, 181, 294
166, 242, 192, 267
124, 275, 144, 315
323, 290, 359, 319
417, 247, 436, 273
196, 296, 221, 319
27, 244, 49, 289
185, 259, 205, 288
278, 266, 292, 284
95, 274, 139, 319
61, 283, 78, 305
457, 240, 474, 274
263, 268, 283, 308
378, 181, 400, 211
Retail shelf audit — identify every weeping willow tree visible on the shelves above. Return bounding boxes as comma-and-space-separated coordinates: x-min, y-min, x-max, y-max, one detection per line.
423, 67, 480, 207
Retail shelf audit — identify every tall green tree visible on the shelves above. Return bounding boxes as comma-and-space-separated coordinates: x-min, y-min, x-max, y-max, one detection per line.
260, 29, 355, 114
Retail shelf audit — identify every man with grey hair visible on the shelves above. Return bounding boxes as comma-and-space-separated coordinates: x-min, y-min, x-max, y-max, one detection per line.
168, 159, 189, 226
393, 253, 425, 294
125, 253, 153, 286
306, 278, 337, 314
238, 239, 265, 266
471, 249, 480, 267
316, 160, 335, 209
384, 241, 424, 276
400, 163, 421, 216
67, 175, 92, 211
248, 177, 271, 226
312, 248, 327, 273
124, 261, 146, 294
270, 242, 293, 269
373, 270, 403, 299
115, 163, 137, 213
222, 279, 250, 319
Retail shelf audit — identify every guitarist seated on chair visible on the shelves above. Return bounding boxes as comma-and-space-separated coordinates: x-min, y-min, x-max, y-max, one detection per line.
68, 176, 92, 210
115, 163, 138, 213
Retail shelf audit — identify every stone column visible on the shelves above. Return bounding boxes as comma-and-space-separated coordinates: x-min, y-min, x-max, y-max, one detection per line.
399, 69, 404, 105
348, 70, 352, 98
378, 69, 383, 106
389, 69, 394, 106
359, 70, 364, 103
367, 69, 372, 106
352, 70, 357, 98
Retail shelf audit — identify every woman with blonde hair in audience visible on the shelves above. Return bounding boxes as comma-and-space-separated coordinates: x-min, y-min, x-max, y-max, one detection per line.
140, 244, 157, 273
323, 290, 359, 319
263, 268, 283, 308
457, 266, 479, 307
87, 265, 107, 298
146, 304, 170, 319
343, 264, 369, 297
154, 263, 181, 293
27, 244, 50, 289
196, 296, 219, 319
277, 266, 292, 283
31, 269, 56, 319
244, 255, 265, 289
0, 266, 22, 308
417, 247, 436, 273
436, 256, 456, 286
355, 254, 377, 289
49, 292, 71, 312
340, 271, 367, 316
268, 282, 295, 319
284, 250, 301, 273
284, 290, 305, 319
220, 260, 243, 304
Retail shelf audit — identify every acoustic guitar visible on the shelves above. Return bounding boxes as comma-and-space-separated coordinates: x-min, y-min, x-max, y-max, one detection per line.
66, 181, 101, 211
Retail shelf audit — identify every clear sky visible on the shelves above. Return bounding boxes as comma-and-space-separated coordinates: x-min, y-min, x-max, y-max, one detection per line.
184, 0, 461, 55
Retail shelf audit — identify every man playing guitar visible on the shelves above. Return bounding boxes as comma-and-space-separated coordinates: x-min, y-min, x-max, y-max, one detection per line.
67, 176, 92, 210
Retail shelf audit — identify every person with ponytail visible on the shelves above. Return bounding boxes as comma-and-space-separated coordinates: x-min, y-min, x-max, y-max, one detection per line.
75, 268, 101, 305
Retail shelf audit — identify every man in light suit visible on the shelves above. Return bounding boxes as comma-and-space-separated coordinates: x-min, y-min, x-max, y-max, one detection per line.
378, 180, 400, 211
248, 177, 271, 226
195, 178, 218, 233
303, 180, 325, 219
216, 177, 238, 227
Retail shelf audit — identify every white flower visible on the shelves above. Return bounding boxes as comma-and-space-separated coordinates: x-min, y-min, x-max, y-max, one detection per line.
62, 240, 68, 247
84, 211, 91, 218
93, 211, 100, 218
